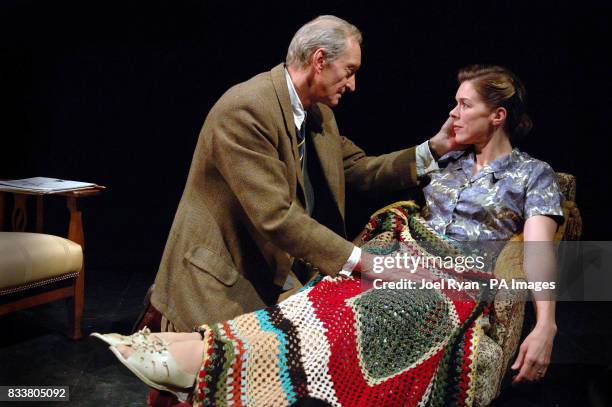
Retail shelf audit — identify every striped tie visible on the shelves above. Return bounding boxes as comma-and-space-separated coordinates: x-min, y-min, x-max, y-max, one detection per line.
297, 121, 306, 168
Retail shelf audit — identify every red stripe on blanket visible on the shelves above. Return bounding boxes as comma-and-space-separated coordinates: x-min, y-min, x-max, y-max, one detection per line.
221, 321, 246, 406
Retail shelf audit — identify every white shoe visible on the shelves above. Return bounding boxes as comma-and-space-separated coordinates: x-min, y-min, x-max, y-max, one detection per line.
109, 339, 196, 396
90, 327, 155, 347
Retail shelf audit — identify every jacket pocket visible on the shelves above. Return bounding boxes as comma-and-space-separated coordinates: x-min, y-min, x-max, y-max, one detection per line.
184, 246, 239, 286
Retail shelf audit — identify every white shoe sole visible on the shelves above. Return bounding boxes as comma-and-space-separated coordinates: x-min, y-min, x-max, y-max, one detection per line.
109, 346, 188, 398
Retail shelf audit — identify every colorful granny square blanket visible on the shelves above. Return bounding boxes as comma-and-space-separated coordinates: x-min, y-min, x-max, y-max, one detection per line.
194, 202, 494, 407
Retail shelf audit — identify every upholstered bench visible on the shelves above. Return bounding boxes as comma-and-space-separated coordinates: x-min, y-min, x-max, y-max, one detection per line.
0, 187, 101, 339
0, 232, 83, 295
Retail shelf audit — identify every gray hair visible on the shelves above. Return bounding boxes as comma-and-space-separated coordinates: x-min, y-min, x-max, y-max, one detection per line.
286, 15, 362, 67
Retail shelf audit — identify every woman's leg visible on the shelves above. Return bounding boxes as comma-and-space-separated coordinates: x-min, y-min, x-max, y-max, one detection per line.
148, 332, 201, 344
91, 329, 202, 349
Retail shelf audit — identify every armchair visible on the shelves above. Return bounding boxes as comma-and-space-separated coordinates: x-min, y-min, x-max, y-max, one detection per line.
473, 172, 582, 405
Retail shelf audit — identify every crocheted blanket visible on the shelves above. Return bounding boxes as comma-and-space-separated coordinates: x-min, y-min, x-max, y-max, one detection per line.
193, 202, 493, 407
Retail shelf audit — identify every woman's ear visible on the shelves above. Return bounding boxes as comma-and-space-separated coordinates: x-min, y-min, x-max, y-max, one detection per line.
491, 107, 507, 127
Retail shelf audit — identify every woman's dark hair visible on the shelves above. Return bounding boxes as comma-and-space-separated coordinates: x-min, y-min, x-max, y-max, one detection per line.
458, 65, 532, 140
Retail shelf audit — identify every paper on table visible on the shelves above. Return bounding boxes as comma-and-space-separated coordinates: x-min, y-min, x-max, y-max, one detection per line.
0, 177, 97, 193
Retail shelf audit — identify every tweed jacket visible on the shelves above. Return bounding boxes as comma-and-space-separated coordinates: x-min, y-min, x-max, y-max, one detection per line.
151, 64, 419, 331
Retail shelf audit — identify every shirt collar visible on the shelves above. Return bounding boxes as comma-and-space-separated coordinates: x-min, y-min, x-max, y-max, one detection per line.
284, 67, 307, 130
464, 148, 521, 180
443, 147, 521, 180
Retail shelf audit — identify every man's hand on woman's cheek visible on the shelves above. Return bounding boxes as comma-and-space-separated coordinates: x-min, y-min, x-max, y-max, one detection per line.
429, 116, 466, 157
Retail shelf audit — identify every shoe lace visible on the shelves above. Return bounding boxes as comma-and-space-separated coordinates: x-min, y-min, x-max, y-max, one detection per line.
132, 333, 169, 354
127, 326, 163, 346
129, 326, 151, 344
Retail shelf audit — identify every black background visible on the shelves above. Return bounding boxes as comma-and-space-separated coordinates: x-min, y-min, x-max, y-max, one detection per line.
1, 0, 609, 272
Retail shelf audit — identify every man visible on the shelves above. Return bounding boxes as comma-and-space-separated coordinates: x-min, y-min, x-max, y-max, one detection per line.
150, 15, 454, 332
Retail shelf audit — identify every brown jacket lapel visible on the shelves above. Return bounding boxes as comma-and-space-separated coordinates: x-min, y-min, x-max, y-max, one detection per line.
270, 64, 307, 202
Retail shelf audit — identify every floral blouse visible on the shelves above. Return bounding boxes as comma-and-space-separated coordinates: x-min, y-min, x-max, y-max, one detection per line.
421, 148, 564, 241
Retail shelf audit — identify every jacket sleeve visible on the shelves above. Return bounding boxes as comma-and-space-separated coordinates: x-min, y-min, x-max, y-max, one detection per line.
341, 136, 419, 193
210, 96, 354, 276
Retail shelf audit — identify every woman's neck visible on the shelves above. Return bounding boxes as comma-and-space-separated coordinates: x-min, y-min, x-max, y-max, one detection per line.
474, 131, 512, 166
472, 131, 513, 174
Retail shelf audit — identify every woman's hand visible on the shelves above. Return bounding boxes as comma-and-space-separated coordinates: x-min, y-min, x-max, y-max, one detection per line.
512, 215, 559, 384
511, 322, 557, 384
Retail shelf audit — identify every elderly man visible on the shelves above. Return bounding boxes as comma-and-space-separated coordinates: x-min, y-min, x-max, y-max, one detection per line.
150, 15, 454, 332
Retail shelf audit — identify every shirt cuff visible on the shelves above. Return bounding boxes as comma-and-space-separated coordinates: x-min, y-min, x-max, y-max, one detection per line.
415, 140, 439, 177
339, 246, 361, 277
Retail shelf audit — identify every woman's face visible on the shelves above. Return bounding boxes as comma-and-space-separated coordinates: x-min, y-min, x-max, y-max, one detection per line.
449, 80, 497, 145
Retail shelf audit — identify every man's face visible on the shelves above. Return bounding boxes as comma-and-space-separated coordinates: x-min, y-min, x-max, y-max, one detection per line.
312, 37, 361, 107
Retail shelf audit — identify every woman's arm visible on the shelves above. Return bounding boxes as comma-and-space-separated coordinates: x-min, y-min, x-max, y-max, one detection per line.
511, 215, 558, 384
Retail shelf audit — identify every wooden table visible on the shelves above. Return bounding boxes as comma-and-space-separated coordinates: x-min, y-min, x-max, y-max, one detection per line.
0, 186, 104, 247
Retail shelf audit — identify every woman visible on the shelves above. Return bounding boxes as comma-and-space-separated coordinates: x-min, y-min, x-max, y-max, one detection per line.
93, 65, 563, 406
